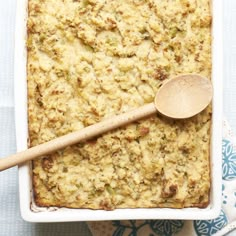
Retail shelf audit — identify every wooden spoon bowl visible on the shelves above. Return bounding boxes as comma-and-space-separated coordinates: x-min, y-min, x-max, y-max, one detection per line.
155, 74, 213, 119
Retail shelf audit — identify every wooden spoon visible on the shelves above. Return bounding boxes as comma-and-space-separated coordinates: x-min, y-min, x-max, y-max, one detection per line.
0, 74, 212, 171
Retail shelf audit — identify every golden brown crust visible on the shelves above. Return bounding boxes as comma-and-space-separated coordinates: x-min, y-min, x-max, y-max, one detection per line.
28, 0, 212, 210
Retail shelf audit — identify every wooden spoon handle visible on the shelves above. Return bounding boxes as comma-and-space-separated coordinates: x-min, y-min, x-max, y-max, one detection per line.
0, 103, 157, 171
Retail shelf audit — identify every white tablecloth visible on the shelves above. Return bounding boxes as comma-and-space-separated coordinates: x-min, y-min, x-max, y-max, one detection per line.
0, 1, 235, 236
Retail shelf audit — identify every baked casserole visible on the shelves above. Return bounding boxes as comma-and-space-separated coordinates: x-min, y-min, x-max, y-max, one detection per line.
27, 0, 212, 209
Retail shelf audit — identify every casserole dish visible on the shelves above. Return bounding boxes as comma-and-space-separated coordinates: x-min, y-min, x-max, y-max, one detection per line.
15, 0, 223, 222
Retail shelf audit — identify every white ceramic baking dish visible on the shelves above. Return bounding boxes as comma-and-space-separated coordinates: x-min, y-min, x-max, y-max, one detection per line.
15, 0, 223, 222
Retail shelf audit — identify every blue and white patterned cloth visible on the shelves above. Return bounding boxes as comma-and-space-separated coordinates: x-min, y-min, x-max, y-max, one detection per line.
88, 120, 236, 236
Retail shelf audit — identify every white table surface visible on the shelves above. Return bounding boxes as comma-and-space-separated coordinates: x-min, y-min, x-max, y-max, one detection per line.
0, 1, 235, 236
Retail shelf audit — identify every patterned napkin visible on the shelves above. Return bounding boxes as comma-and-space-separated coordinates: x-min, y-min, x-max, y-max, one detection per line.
87, 119, 236, 236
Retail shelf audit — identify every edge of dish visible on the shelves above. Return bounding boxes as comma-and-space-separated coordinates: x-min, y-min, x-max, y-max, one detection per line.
15, 0, 223, 222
